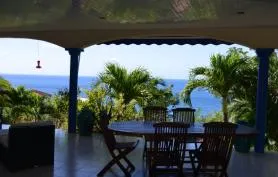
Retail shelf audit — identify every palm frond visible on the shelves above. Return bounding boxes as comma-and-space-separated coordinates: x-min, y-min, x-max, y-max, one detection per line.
0, 76, 11, 90
189, 66, 209, 79
180, 79, 207, 107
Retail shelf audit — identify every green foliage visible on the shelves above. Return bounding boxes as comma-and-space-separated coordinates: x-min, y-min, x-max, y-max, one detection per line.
85, 63, 178, 130
195, 111, 223, 123
0, 76, 12, 107
27, 93, 53, 121
228, 51, 278, 151
98, 62, 153, 105
182, 47, 278, 151
0, 76, 11, 90
98, 62, 178, 108
265, 54, 278, 150
4, 86, 35, 123
112, 94, 138, 121
3, 87, 74, 129
53, 88, 69, 113
85, 85, 113, 131
181, 47, 248, 122
77, 106, 95, 136
85, 84, 139, 130
3, 86, 53, 123
48, 88, 70, 129
140, 80, 179, 108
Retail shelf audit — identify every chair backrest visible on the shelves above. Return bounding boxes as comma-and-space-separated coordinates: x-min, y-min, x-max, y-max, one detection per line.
172, 107, 195, 124
143, 106, 167, 122
150, 122, 190, 166
200, 122, 237, 166
99, 110, 116, 151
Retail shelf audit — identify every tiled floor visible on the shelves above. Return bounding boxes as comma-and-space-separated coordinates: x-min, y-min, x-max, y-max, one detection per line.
1, 130, 278, 177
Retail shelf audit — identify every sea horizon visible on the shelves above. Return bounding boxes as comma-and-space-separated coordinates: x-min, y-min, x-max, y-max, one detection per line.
0, 73, 189, 81
1, 74, 221, 116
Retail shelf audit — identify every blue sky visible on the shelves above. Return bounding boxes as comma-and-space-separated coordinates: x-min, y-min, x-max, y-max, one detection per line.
0, 38, 250, 79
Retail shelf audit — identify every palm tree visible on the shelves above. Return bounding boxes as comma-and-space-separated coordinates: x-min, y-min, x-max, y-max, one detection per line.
181, 48, 248, 122
28, 93, 53, 122
5, 86, 33, 123
97, 62, 158, 105
97, 62, 179, 121
229, 56, 258, 123
5, 86, 54, 123
230, 53, 278, 150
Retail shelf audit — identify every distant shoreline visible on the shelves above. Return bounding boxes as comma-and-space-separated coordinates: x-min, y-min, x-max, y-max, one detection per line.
0, 73, 188, 81
1, 74, 221, 116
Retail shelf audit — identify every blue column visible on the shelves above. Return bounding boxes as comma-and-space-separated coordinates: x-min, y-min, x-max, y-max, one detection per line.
255, 48, 274, 153
66, 48, 83, 133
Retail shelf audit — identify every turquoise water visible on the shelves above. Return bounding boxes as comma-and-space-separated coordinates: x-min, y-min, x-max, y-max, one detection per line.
2, 74, 221, 116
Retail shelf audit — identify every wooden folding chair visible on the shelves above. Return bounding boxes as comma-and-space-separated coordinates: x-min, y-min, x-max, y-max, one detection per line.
173, 107, 199, 164
172, 107, 195, 124
97, 111, 139, 177
143, 106, 167, 122
189, 122, 237, 177
148, 122, 190, 177
143, 106, 167, 159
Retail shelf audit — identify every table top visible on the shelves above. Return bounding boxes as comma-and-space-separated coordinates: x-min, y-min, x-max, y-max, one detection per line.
109, 121, 258, 137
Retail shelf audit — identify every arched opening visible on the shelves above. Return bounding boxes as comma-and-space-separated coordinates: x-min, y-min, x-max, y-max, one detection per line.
0, 35, 273, 154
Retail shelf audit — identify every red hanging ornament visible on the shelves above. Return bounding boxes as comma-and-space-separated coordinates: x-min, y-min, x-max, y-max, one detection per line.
36, 60, 42, 69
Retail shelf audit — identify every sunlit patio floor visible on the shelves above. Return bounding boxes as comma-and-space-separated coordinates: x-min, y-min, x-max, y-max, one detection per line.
1, 130, 278, 177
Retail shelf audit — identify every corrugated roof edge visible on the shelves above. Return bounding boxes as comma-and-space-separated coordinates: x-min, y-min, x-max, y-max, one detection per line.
100, 38, 233, 45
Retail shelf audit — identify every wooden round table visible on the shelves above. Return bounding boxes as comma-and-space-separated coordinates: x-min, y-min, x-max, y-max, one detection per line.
108, 121, 258, 137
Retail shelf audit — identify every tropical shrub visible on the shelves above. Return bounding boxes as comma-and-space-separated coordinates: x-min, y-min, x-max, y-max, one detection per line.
140, 80, 179, 108
195, 111, 223, 123
2, 86, 53, 123
0, 76, 11, 108
86, 84, 113, 131
77, 106, 95, 136
48, 88, 70, 129
112, 94, 139, 121
4, 86, 36, 123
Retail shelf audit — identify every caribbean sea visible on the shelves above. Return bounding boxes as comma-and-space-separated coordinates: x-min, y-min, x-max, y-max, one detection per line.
2, 74, 221, 116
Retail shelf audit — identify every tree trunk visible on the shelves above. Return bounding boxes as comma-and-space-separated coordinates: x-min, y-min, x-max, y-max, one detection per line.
222, 97, 229, 122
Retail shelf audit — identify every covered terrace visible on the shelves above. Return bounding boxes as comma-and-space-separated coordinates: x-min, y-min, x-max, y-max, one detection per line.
0, 1, 278, 175
0, 130, 278, 177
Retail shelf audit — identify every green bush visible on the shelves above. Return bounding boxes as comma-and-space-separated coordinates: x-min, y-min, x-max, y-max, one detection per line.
77, 107, 95, 136
195, 111, 223, 123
